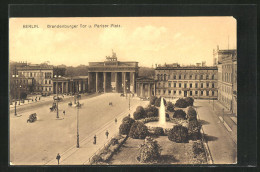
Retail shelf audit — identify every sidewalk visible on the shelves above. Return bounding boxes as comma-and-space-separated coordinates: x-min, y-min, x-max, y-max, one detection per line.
45, 100, 150, 165
208, 100, 237, 144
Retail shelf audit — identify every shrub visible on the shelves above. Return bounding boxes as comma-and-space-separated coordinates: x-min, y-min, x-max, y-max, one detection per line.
154, 127, 164, 136
133, 106, 146, 120
166, 102, 175, 112
154, 97, 166, 107
119, 117, 135, 135
173, 109, 187, 119
192, 141, 204, 156
175, 98, 188, 108
110, 138, 119, 146
20, 92, 27, 100
137, 137, 161, 163
139, 117, 159, 124
187, 106, 197, 121
150, 96, 157, 105
90, 154, 102, 164
168, 125, 188, 143
188, 120, 201, 140
185, 97, 194, 106
145, 105, 159, 117
129, 121, 149, 139
166, 113, 170, 119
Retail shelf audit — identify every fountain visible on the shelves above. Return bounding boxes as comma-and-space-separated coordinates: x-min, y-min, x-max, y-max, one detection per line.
159, 97, 166, 126
145, 97, 173, 129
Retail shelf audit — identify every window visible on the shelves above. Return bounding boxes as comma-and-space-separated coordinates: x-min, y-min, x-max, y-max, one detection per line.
157, 74, 160, 80
201, 91, 203, 95
206, 74, 209, 79
179, 83, 181, 88
212, 75, 214, 80
174, 91, 176, 94
49, 80, 51, 84
164, 74, 167, 81
190, 83, 192, 88
49, 87, 51, 91
184, 75, 186, 79
45, 72, 52, 79
45, 80, 47, 84
206, 91, 209, 96
174, 83, 176, 88
195, 91, 198, 95
190, 91, 192, 96
30, 72, 32, 77
206, 83, 209, 88
195, 75, 197, 79
174, 75, 176, 79
200, 75, 203, 79
184, 83, 187, 88
195, 83, 198, 88
168, 83, 171, 87
179, 90, 181, 95
201, 83, 203, 88
190, 75, 192, 79
168, 90, 171, 95
179, 75, 181, 79
212, 83, 214, 88
158, 83, 160, 87
212, 91, 214, 96
163, 83, 165, 87
163, 90, 166, 94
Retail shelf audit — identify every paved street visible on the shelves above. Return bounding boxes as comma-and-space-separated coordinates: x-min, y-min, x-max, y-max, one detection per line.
10, 93, 148, 165
195, 100, 237, 164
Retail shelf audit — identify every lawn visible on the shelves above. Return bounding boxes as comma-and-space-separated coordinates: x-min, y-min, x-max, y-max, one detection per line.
109, 136, 207, 165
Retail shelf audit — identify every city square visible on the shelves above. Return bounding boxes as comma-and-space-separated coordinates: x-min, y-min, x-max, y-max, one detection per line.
9, 17, 237, 165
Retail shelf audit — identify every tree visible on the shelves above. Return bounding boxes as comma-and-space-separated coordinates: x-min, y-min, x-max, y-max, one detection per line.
133, 106, 146, 120
145, 105, 159, 117
129, 121, 148, 139
149, 96, 157, 105
137, 137, 161, 163
166, 102, 175, 112
154, 97, 166, 107
187, 106, 197, 121
175, 98, 188, 108
168, 125, 188, 143
185, 97, 194, 106
173, 109, 187, 119
119, 116, 135, 135
188, 120, 201, 140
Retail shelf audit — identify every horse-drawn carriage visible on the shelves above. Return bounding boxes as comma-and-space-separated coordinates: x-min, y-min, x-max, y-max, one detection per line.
27, 113, 37, 123
50, 102, 57, 112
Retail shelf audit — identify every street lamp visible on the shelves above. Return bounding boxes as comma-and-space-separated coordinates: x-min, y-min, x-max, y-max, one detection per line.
76, 97, 80, 148
12, 66, 18, 116
19, 85, 22, 105
54, 75, 60, 119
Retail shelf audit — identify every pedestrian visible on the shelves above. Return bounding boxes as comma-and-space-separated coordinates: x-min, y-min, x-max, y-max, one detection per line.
32, 98, 33, 102
56, 153, 61, 165
93, 135, 97, 144
63, 110, 65, 116
39, 97, 40, 101
115, 118, 117, 124
105, 130, 109, 139
128, 114, 130, 117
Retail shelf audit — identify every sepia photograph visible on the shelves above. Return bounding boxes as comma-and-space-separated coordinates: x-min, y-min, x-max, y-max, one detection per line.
9, 17, 237, 165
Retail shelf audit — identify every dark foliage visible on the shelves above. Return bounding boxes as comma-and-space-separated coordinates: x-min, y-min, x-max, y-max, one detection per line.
119, 117, 135, 135
175, 98, 189, 108
145, 105, 159, 117
185, 97, 194, 106
133, 106, 146, 120
187, 106, 197, 121
166, 102, 175, 112
192, 141, 204, 156
188, 120, 201, 140
154, 127, 164, 136
20, 92, 27, 99
129, 121, 148, 139
168, 125, 188, 143
154, 97, 166, 107
173, 109, 187, 119
137, 137, 161, 163
149, 96, 157, 106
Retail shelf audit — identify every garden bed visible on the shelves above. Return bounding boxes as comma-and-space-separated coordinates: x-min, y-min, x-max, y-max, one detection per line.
109, 136, 207, 165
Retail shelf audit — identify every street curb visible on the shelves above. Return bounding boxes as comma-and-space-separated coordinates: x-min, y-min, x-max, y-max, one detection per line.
218, 116, 232, 132
200, 126, 214, 164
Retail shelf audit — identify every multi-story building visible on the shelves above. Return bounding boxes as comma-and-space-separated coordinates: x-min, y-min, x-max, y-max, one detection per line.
155, 63, 218, 99
16, 64, 54, 94
215, 47, 237, 115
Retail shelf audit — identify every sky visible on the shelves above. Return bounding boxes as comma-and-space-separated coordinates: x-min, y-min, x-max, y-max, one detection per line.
9, 17, 236, 67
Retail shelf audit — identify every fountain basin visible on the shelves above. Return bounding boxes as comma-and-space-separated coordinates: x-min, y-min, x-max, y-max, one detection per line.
145, 121, 174, 130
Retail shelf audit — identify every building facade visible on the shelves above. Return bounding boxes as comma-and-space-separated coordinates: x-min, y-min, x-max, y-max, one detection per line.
155, 63, 218, 99
17, 64, 54, 94
136, 77, 156, 98
52, 76, 88, 95
215, 48, 237, 115
88, 51, 139, 94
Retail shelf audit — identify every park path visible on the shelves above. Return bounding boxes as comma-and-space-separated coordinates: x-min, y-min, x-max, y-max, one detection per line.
195, 100, 237, 164
45, 97, 149, 165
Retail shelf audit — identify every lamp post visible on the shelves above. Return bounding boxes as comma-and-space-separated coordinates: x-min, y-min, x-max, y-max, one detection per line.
12, 66, 18, 116
76, 97, 80, 148
19, 85, 22, 105
127, 86, 130, 110
54, 75, 60, 119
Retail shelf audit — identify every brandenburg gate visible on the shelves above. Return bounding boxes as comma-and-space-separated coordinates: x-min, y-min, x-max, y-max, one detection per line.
88, 51, 139, 94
